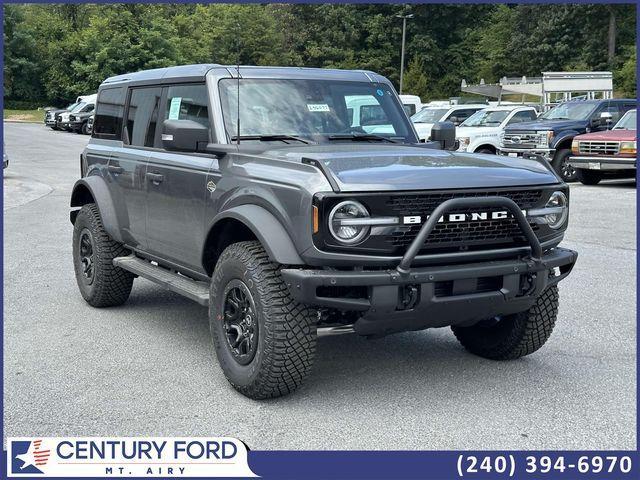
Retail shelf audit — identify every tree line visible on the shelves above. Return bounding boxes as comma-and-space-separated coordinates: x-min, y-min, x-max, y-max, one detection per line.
3, 3, 636, 108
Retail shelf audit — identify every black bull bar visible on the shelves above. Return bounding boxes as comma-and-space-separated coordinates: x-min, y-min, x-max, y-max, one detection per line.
282, 197, 577, 335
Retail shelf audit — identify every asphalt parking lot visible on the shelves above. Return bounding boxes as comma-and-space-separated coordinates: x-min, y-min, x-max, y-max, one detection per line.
3, 122, 636, 450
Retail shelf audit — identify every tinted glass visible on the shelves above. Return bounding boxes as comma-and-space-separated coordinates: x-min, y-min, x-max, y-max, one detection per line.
448, 108, 481, 122
127, 87, 162, 147
93, 87, 126, 138
165, 84, 209, 129
508, 110, 537, 124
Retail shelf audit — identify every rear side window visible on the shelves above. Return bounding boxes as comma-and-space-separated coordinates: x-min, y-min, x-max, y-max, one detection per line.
509, 110, 537, 124
93, 87, 126, 139
164, 84, 210, 129
126, 87, 162, 147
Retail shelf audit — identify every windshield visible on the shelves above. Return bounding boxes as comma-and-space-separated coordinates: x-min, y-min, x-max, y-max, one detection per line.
70, 102, 87, 113
411, 108, 449, 124
539, 102, 596, 121
66, 102, 80, 111
460, 109, 509, 127
614, 110, 636, 130
218, 79, 415, 143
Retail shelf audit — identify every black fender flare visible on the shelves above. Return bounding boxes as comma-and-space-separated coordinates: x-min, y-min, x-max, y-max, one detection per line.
209, 204, 303, 265
70, 176, 123, 243
551, 132, 579, 152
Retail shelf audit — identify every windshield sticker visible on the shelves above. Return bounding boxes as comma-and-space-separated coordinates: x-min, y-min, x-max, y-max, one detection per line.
307, 104, 331, 112
168, 97, 182, 119
376, 89, 384, 97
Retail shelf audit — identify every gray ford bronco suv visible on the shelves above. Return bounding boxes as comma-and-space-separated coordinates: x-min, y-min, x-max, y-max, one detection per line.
71, 64, 577, 399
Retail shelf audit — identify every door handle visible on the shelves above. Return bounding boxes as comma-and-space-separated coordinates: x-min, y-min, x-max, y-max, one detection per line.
108, 165, 124, 174
147, 172, 164, 184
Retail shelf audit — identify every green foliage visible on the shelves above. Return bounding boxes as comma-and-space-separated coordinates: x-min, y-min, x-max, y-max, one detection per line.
3, 4, 637, 106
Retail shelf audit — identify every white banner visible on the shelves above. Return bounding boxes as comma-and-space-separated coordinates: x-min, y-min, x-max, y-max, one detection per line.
7, 437, 258, 477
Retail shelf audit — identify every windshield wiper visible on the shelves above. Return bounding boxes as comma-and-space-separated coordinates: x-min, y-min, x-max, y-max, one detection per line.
230, 134, 313, 144
327, 133, 398, 143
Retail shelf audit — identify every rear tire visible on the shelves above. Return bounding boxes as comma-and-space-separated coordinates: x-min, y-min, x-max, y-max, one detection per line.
476, 148, 494, 154
452, 285, 559, 360
209, 241, 317, 399
552, 149, 577, 182
576, 168, 603, 185
72, 204, 134, 307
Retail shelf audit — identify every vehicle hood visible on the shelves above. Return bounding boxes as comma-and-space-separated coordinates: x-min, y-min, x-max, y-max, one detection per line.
455, 126, 501, 138
264, 144, 559, 192
505, 119, 587, 132
574, 129, 636, 141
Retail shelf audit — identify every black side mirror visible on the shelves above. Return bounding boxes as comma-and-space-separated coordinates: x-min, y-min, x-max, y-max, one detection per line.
161, 119, 209, 152
431, 121, 456, 150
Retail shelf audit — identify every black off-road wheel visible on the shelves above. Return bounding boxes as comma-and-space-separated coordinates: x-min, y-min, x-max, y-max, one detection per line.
553, 149, 578, 182
576, 168, 603, 185
452, 285, 559, 360
72, 204, 134, 307
209, 241, 317, 399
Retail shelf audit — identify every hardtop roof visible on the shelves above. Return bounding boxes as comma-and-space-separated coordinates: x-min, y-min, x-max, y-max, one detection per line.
101, 64, 389, 87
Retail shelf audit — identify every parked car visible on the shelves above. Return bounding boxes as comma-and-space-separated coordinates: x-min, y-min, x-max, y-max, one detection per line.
411, 103, 487, 141
86, 114, 94, 135
569, 109, 636, 185
69, 106, 96, 134
45, 102, 79, 130
399, 94, 423, 117
456, 105, 538, 154
57, 94, 97, 131
70, 64, 577, 399
498, 98, 636, 181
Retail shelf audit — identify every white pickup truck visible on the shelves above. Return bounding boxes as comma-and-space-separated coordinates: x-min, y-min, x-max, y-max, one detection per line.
455, 105, 538, 154
410, 104, 487, 141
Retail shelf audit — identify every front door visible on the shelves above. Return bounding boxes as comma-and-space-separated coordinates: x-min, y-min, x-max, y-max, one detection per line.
144, 83, 217, 271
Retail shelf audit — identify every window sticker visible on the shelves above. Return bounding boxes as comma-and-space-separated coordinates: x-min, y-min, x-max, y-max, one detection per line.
168, 97, 182, 119
376, 89, 384, 97
307, 104, 331, 112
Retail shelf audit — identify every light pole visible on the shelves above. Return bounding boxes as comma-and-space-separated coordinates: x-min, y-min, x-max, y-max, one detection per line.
396, 13, 414, 95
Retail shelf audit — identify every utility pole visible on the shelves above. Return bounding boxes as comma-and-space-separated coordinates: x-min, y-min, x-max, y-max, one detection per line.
396, 13, 414, 94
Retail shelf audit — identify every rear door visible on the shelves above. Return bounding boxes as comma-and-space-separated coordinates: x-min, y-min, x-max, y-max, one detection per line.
94, 86, 149, 249
144, 83, 218, 271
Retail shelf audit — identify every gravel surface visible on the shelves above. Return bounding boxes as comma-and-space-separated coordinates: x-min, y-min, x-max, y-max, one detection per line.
3, 122, 636, 450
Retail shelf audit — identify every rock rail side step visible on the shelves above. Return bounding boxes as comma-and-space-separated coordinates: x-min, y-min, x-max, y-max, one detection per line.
113, 255, 210, 306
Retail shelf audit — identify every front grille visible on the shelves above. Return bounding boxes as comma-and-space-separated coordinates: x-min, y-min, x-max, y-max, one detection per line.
385, 190, 543, 253
502, 132, 542, 149
579, 141, 620, 155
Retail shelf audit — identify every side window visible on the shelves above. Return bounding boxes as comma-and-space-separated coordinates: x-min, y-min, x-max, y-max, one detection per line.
93, 87, 126, 139
164, 84, 210, 129
126, 87, 162, 147
447, 108, 478, 122
403, 104, 417, 116
595, 102, 622, 123
508, 110, 537, 124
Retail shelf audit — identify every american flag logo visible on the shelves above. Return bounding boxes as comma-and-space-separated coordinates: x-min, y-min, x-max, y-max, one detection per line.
14, 439, 51, 472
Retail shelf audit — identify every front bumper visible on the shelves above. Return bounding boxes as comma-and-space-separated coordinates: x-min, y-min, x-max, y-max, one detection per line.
569, 156, 636, 171
498, 147, 555, 161
283, 196, 577, 336
283, 247, 577, 335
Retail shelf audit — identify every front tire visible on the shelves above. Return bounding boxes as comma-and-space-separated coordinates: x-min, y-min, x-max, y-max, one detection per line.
81, 122, 90, 135
72, 204, 134, 307
209, 241, 317, 399
576, 168, 603, 185
452, 285, 559, 360
552, 149, 577, 182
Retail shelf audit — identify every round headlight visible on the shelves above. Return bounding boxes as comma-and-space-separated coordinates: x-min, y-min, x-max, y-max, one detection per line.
328, 200, 370, 244
545, 191, 568, 229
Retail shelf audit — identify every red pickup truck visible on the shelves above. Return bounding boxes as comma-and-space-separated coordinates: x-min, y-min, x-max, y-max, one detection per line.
570, 109, 636, 185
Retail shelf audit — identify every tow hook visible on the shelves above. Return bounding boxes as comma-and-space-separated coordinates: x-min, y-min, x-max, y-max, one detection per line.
398, 284, 420, 311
